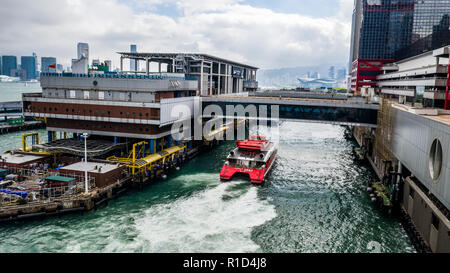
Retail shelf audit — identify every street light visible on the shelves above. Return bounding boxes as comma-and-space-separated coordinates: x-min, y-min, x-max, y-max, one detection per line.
82, 133, 89, 194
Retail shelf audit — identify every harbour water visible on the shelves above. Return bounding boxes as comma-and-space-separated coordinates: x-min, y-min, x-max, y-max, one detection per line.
0, 82, 42, 101
0, 84, 414, 253
0, 122, 414, 253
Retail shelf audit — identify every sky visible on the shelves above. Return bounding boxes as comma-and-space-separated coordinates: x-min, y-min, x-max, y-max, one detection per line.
0, 0, 354, 70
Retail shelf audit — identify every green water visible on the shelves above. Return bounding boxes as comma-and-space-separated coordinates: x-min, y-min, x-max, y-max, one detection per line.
0, 123, 415, 253
0, 82, 42, 102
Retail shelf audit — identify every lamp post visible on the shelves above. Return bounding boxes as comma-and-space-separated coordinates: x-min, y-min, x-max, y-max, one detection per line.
82, 133, 89, 194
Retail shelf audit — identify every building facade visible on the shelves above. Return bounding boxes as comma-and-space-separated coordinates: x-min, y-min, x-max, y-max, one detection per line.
1, 56, 17, 77
21, 56, 37, 80
349, 0, 450, 93
41, 57, 57, 73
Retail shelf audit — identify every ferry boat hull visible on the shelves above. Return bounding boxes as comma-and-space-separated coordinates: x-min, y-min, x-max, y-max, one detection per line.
220, 136, 278, 184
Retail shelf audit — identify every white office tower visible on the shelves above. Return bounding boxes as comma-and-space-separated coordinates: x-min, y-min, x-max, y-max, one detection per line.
72, 42, 89, 74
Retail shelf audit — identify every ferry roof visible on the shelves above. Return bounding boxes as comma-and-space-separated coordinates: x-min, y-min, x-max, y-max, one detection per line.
117, 52, 259, 70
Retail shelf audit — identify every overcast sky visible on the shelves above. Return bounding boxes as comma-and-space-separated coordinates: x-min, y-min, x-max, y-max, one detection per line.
0, 0, 353, 69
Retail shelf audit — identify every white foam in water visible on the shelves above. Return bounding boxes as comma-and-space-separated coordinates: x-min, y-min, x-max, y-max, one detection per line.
131, 183, 277, 253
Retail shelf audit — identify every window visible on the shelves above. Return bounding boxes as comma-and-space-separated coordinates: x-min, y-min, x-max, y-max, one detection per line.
70, 90, 76, 99
98, 91, 105, 100
429, 139, 443, 181
84, 91, 90, 99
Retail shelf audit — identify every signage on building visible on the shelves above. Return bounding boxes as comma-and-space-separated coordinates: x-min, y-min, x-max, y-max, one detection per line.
232, 66, 244, 78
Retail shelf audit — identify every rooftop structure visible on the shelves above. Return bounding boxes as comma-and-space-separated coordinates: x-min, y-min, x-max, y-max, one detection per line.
118, 52, 259, 95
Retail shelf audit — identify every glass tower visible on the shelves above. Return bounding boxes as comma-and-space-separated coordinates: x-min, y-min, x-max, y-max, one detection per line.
21, 56, 37, 80
350, 0, 450, 62
41, 57, 57, 73
1, 56, 18, 77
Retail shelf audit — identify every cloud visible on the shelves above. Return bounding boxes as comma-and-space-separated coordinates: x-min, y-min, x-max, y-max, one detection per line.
0, 0, 352, 69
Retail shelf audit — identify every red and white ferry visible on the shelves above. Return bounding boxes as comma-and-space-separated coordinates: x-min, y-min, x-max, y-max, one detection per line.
220, 135, 278, 184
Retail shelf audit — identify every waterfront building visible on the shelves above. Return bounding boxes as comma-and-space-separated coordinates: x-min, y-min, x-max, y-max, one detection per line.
349, 0, 450, 93
41, 57, 57, 73
118, 52, 258, 95
11, 69, 26, 81
1, 56, 17, 77
23, 50, 258, 154
21, 56, 37, 80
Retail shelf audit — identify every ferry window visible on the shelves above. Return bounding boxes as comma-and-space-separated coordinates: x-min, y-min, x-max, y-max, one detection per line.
146, 113, 149, 117
108, 111, 111, 115
66, 108, 69, 112
120, 112, 123, 115
84, 91, 90, 99
139, 113, 143, 117
54, 108, 57, 112
44, 107, 46, 111
72, 109, 75, 113
98, 91, 105, 100
49, 107, 52, 111
70, 90, 76, 98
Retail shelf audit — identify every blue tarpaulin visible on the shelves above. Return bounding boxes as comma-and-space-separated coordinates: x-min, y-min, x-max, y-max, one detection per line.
0, 189, 28, 199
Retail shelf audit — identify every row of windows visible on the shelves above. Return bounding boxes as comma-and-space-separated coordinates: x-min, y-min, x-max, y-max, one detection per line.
51, 120, 153, 133
32, 105, 158, 119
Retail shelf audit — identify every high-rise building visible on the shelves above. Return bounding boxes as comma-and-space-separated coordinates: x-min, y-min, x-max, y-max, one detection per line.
21, 56, 37, 80
72, 42, 89, 74
41, 57, 57, 73
336, 68, 347, 81
349, 0, 450, 93
130, 44, 138, 72
1, 56, 17, 77
0, 56, 2, 75
328, 66, 335, 79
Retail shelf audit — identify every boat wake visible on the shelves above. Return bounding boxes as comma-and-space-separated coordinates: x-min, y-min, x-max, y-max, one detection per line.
131, 182, 277, 253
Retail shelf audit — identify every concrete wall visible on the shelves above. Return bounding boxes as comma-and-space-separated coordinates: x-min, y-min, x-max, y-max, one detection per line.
391, 108, 450, 209
403, 177, 450, 253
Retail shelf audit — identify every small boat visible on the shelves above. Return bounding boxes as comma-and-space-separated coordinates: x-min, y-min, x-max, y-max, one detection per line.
220, 135, 278, 184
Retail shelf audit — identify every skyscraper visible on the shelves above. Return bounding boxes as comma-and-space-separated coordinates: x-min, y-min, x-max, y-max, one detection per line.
72, 42, 89, 74
130, 44, 138, 72
21, 56, 37, 80
1, 56, 17, 77
41, 57, 57, 73
349, 0, 450, 93
328, 66, 336, 79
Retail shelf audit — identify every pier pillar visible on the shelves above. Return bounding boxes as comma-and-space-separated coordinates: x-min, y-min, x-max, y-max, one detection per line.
150, 140, 155, 154
168, 135, 173, 148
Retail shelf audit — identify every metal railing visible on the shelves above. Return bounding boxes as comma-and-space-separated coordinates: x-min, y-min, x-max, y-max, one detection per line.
0, 166, 96, 208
